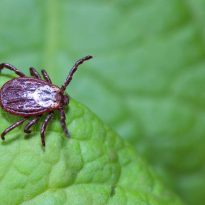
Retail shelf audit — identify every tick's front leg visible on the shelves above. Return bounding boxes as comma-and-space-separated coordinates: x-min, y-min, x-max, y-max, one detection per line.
61, 55, 93, 92
0, 63, 26, 77
1, 118, 27, 140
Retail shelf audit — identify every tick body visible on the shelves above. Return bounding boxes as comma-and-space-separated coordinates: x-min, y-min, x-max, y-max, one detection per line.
0, 55, 93, 146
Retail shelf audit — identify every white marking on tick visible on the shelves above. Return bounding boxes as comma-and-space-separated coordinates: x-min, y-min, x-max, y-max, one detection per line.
26, 85, 59, 108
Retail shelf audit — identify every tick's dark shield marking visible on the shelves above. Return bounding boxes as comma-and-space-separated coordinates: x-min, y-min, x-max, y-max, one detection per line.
0, 55, 93, 146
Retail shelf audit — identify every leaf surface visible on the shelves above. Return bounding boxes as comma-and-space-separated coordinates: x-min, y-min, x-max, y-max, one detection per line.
0, 0, 205, 204
0, 75, 184, 205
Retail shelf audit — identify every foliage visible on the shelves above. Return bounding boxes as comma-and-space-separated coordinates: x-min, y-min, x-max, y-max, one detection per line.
0, 75, 183, 205
1, 0, 205, 204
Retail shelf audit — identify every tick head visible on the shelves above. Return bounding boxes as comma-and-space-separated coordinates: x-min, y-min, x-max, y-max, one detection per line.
62, 94, 69, 106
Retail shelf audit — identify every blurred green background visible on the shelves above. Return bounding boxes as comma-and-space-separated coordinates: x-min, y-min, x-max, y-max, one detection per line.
0, 0, 205, 204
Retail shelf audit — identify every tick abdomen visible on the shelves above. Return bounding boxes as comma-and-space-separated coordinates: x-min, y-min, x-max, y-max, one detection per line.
0, 78, 61, 116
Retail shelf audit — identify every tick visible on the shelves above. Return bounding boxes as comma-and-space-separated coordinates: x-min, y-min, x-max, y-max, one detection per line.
0, 55, 92, 146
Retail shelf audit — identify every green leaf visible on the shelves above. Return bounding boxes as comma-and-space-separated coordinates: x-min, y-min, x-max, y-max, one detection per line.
0, 0, 204, 204
0, 76, 183, 205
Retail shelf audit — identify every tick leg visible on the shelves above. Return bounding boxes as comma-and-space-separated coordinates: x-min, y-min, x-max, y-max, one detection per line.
60, 109, 70, 138
41, 69, 52, 83
61, 55, 93, 92
24, 116, 41, 134
0, 63, 26, 77
1, 118, 27, 140
40, 112, 53, 146
30, 67, 41, 79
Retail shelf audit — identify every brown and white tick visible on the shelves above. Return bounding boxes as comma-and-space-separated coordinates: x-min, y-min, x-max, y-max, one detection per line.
0, 55, 93, 146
